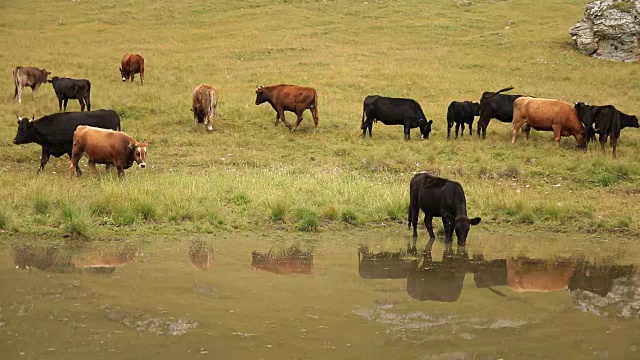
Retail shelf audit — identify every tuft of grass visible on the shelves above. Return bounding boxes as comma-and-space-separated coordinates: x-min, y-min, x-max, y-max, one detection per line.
60, 205, 89, 237
341, 208, 358, 224
517, 212, 536, 225
321, 206, 339, 221
231, 193, 250, 206
269, 201, 288, 223
296, 208, 319, 232
133, 201, 157, 221
0, 209, 9, 230
33, 193, 52, 215
384, 200, 407, 222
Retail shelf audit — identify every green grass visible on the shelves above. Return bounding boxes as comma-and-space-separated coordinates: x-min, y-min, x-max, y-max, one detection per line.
296, 208, 319, 232
1, 0, 640, 237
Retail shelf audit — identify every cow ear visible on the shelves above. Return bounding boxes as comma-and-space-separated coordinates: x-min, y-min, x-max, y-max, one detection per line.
428, 120, 433, 125
46, 71, 51, 75
443, 213, 455, 223
16, 115, 20, 124
469, 217, 481, 226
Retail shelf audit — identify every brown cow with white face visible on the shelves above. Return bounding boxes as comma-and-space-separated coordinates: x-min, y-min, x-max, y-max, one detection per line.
255, 84, 319, 131
69, 126, 147, 178
119, 54, 145, 85
192, 83, 219, 131
13, 66, 51, 103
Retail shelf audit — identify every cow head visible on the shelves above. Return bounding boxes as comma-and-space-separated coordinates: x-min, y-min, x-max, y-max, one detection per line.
626, 114, 639, 128
40, 69, 51, 83
13, 115, 37, 145
130, 140, 148, 168
443, 213, 481, 246
119, 67, 126, 81
255, 86, 268, 105
472, 102, 481, 116
418, 119, 433, 139
47, 76, 59, 85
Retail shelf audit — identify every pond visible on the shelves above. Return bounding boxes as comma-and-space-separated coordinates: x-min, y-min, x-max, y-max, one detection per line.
0, 230, 638, 359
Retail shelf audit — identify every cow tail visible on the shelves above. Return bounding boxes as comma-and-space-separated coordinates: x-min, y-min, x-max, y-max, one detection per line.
482, 86, 514, 99
313, 89, 319, 115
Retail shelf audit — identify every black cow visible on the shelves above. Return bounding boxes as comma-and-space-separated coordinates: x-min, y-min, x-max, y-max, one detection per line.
447, 101, 480, 139
361, 95, 433, 140
477, 86, 524, 139
575, 102, 639, 157
48, 76, 91, 112
407, 243, 470, 302
13, 110, 121, 175
408, 173, 481, 248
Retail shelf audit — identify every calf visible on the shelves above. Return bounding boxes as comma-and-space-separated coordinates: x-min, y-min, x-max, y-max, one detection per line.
69, 126, 147, 178
255, 84, 319, 131
191, 83, 219, 131
447, 101, 480, 139
13, 66, 51, 103
119, 54, 145, 85
408, 173, 481, 248
575, 102, 638, 157
512, 97, 585, 148
477, 86, 523, 139
48, 76, 91, 112
361, 95, 433, 140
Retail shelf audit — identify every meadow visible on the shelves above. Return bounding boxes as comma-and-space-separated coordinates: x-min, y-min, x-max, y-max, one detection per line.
1, 0, 639, 239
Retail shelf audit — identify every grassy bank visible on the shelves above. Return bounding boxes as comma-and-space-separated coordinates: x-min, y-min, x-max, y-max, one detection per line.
1, 0, 639, 238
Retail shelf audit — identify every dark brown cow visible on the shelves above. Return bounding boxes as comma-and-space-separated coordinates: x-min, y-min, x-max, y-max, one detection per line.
69, 126, 148, 178
13, 66, 51, 103
255, 84, 319, 131
119, 54, 145, 85
191, 83, 219, 131
512, 97, 585, 148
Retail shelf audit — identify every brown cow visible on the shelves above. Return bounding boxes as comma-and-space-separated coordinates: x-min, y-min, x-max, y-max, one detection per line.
119, 54, 145, 85
507, 257, 575, 292
251, 248, 313, 275
13, 66, 51, 103
191, 83, 219, 131
69, 125, 148, 178
255, 84, 319, 131
189, 240, 214, 271
512, 97, 585, 148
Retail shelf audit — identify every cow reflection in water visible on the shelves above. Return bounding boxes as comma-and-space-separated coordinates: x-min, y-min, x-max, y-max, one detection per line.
13, 244, 139, 274
251, 246, 313, 275
507, 257, 576, 292
189, 240, 213, 271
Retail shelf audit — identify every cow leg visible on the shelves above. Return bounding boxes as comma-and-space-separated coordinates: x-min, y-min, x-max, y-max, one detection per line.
442, 217, 454, 243
69, 152, 83, 177
468, 122, 473, 136
57, 96, 63, 112
310, 107, 319, 129
78, 98, 85, 112
552, 124, 562, 147
38, 148, 51, 174
32, 84, 39, 100
85, 95, 91, 112
611, 135, 618, 158
88, 160, 99, 176
424, 216, 436, 239
410, 204, 420, 241
460, 124, 465, 137
447, 121, 452, 139
206, 114, 213, 131
116, 166, 125, 178
63, 98, 69, 112
455, 123, 461, 139
17, 86, 23, 103
511, 122, 521, 144
293, 111, 304, 131
404, 125, 411, 141
140, 68, 144, 85
599, 134, 607, 152
274, 113, 280, 126
523, 124, 531, 140
278, 108, 293, 130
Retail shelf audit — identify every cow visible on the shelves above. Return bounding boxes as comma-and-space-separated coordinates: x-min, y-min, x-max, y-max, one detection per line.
408, 173, 481, 249
13, 110, 121, 175
13, 66, 51, 103
407, 243, 470, 302
255, 84, 319, 131
251, 248, 313, 275
191, 83, 219, 131
69, 126, 148, 178
48, 76, 91, 112
574, 102, 639, 157
477, 86, 523, 139
119, 54, 145, 85
361, 95, 433, 140
14, 244, 139, 274
447, 101, 480, 139
512, 97, 586, 148
507, 257, 575, 292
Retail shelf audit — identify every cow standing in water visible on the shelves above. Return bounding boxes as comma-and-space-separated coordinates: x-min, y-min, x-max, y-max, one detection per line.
13, 66, 51, 103
119, 54, 145, 85
69, 126, 147, 178
191, 83, 219, 131
408, 173, 481, 249
511, 97, 585, 148
255, 84, 319, 131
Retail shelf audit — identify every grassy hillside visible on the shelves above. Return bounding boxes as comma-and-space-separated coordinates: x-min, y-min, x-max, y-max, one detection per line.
1, 0, 639, 238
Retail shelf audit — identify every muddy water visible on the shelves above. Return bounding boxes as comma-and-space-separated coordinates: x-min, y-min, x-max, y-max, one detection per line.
0, 231, 638, 360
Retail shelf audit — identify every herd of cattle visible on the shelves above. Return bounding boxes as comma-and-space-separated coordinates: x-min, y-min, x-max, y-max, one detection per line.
9, 54, 639, 247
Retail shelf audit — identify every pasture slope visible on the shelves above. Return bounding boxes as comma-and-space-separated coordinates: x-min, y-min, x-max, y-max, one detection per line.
0, 0, 639, 238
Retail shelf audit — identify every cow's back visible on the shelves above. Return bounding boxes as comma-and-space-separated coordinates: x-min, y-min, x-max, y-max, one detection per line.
514, 97, 583, 132
368, 96, 423, 124
37, 111, 120, 147
411, 173, 464, 216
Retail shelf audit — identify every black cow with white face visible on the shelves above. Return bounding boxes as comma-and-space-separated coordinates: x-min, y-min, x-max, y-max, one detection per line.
48, 76, 92, 112
361, 95, 433, 140
13, 110, 120, 175
477, 86, 523, 139
447, 101, 480, 139
408, 173, 481, 249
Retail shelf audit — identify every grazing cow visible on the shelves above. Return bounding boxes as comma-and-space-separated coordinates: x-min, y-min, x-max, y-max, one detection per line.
575, 102, 639, 157
507, 257, 575, 292
447, 101, 480, 139
407, 243, 470, 302
477, 86, 523, 139
191, 83, 219, 131
69, 126, 147, 178
48, 76, 91, 112
361, 95, 433, 140
255, 84, 319, 131
13, 110, 121, 175
119, 54, 145, 85
408, 173, 481, 248
13, 66, 51, 103
512, 97, 585, 148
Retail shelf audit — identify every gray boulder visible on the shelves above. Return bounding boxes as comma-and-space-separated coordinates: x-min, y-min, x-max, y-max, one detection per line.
569, 0, 640, 62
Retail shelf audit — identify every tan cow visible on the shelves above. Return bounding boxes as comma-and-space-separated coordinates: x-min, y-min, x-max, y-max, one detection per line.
507, 257, 575, 292
191, 83, 219, 131
119, 54, 145, 85
13, 66, 51, 103
512, 97, 585, 147
69, 125, 147, 178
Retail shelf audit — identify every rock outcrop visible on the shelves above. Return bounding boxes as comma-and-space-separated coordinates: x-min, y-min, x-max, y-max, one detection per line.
569, 0, 640, 62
